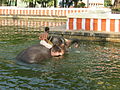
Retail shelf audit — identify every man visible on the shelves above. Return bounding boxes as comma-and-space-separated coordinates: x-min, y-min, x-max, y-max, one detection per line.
39, 27, 65, 56
39, 27, 53, 49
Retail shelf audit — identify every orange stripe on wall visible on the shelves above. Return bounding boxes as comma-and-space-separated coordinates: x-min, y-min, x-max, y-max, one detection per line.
74, 10, 77, 13
26, 10, 28, 15
101, 19, 106, 32
58, 10, 59, 15
110, 19, 115, 32
20, 10, 22, 15
46, 10, 49, 15
85, 19, 90, 31
71, 10, 73, 13
6, 9, 8, 15
119, 20, 120, 32
68, 10, 70, 14
78, 10, 80, 13
32, 10, 35, 15
64, 10, 66, 16
44, 10, 46, 15
0, 9, 2, 14
77, 18, 82, 30
16, 10, 18, 14
93, 19, 98, 31
35, 10, 38, 15
69, 18, 73, 30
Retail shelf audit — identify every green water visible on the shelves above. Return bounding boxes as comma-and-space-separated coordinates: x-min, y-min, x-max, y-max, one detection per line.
0, 34, 120, 90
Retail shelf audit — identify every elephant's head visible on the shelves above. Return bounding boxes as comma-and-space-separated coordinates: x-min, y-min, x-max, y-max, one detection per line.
48, 36, 65, 46
48, 36, 66, 53
48, 36, 79, 56
50, 45, 65, 57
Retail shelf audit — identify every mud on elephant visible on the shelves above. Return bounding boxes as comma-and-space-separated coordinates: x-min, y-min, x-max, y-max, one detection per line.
16, 36, 79, 64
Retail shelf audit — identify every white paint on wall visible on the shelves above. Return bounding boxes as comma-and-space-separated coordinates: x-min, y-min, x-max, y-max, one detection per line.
83, 0, 104, 8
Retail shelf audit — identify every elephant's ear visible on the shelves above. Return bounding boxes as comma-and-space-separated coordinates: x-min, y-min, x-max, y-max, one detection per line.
64, 38, 71, 47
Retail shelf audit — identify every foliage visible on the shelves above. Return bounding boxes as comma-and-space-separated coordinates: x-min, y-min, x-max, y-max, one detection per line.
22, 0, 54, 7
104, 0, 112, 7
77, 2, 85, 8
112, 8, 120, 12
22, 0, 34, 3
22, 0, 51, 3
73, 0, 79, 2
47, 0, 54, 7
0, 0, 8, 5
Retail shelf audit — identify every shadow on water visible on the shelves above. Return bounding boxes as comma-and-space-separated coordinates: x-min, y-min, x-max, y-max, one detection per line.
0, 26, 120, 89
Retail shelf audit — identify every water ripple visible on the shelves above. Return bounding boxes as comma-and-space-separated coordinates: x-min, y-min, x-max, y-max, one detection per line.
0, 38, 120, 89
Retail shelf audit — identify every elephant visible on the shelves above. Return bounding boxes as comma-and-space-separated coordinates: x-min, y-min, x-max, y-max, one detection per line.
16, 36, 79, 64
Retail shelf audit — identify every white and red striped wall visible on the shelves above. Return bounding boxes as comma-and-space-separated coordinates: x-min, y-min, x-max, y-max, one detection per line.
66, 13, 120, 32
0, 7, 111, 17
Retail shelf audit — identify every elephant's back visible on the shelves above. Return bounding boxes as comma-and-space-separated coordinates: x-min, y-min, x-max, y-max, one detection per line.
16, 44, 51, 63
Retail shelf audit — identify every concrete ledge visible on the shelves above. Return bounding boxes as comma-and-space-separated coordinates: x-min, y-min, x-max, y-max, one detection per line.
50, 30, 120, 42
68, 13, 120, 19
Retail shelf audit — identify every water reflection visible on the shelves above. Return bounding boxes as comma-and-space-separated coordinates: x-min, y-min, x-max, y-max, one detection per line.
0, 19, 66, 28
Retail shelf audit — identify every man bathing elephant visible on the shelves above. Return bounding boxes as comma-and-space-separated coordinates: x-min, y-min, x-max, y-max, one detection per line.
39, 27, 53, 49
16, 27, 79, 64
39, 27, 65, 56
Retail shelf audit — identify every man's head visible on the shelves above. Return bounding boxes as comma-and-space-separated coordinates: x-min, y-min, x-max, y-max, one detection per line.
45, 27, 49, 33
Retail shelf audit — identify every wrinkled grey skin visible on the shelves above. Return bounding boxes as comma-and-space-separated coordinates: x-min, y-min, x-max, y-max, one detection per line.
16, 36, 79, 64
16, 44, 51, 63
48, 36, 65, 46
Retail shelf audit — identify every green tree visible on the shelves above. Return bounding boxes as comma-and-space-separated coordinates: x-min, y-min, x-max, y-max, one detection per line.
104, 0, 112, 7
73, 0, 79, 7
77, 2, 85, 8
22, 0, 54, 7
0, 0, 8, 6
